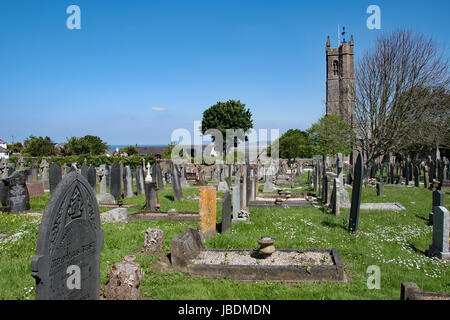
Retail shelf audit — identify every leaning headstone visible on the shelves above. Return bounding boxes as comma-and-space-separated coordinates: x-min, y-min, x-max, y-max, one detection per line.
170, 227, 203, 271
144, 182, 158, 212
198, 186, 216, 241
429, 190, 444, 225
49, 162, 62, 195
110, 162, 121, 201
103, 255, 142, 300
87, 165, 97, 190
221, 191, 231, 233
428, 206, 450, 260
349, 153, 363, 233
31, 171, 104, 299
3, 171, 30, 213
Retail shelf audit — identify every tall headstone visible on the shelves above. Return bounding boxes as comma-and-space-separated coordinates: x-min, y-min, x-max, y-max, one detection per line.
87, 165, 96, 190
144, 182, 158, 212
428, 206, 450, 260
123, 166, 134, 199
135, 166, 145, 195
31, 171, 104, 299
49, 162, 62, 195
413, 165, 419, 187
81, 164, 89, 181
198, 186, 216, 241
376, 182, 383, 197
349, 153, 363, 233
429, 190, 444, 225
424, 166, 429, 189
331, 178, 340, 216
40, 159, 50, 190
171, 162, 183, 201
232, 185, 240, 221
2, 171, 30, 213
155, 162, 164, 190
221, 191, 231, 233
110, 162, 121, 201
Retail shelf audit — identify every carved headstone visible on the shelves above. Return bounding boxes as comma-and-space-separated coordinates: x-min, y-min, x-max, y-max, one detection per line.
3, 171, 30, 213
87, 165, 96, 190
31, 171, 104, 299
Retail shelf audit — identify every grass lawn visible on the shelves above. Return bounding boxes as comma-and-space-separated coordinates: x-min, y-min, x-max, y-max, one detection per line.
0, 176, 449, 300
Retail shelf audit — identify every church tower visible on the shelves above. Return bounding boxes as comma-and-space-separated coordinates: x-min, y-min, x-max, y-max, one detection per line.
326, 31, 355, 128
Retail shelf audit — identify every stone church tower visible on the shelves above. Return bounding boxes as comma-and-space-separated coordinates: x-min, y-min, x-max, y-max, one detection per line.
326, 34, 355, 128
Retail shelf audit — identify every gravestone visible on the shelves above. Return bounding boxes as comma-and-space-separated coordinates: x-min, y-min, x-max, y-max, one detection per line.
155, 162, 164, 190
110, 162, 121, 201
429, 206, 450, 260
144, 182, 158, 212
198, 186, 216, 241
331, 178, 340, 216
2, 171, 30, 213
424, 166, 429, 189
336, 153, 343, 175
349, 153, 363, 233
81, 164, 89, 181
31, 171, 104, 299
31, 166, 39, 183
404, 164, 409, 185
135, 166, 145, 195
376, 182, 383, 197
232, 185, 240, 221
40, 159, 50, 189
170, 227, 203, 271
26, 182, 45, 197
429, 190, 444, 225
49, 162, 62, 195
170, 162, 183, 201
221, 191, 231, 233
96, 165, 115, 205
87, 165, 96, 190
123, 166, 134, 199
414, 165, 419, 187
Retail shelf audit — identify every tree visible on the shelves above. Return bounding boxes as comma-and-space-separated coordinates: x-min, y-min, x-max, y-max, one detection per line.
67, 135, 108, 155
201, 100, 253, 155
307, 114, 353, 157
271, 129, 314, 159
354, 29, 449, 164
23, 136, 56, 156
7, 142, 23, 154
121, 146, 138, 156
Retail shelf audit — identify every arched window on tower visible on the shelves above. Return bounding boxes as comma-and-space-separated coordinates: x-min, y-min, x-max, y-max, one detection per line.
333, 60, 339, 76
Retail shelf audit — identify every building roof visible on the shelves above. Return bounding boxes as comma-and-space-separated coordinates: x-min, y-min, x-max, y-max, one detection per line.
134, 146, 167, 157
0, 139, 7, 144
0, 146, 9, 153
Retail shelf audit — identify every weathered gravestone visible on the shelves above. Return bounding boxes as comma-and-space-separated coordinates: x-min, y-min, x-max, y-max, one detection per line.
232, 184, 240, 221
221, 190, 231, 233
376, 182, 383, 197
87, 165, 96, 190
144, 182, 158, 212
428, 190, 444, 226
2, 171, 30, 213
135, 166, 145, 195
154, 162, 164, 189
429, 206, 450, 260
0, 181, 7, 209
198, 186, 216, 241
170, 227, 203, 271
123, 165, 134, 199
81, 164, 89, 180
40, 159, 50, 189
170, 162, 183, 201
349, 153, 363, 233
110, 162, 121, 201
414, 165, 419, 187
26, 182, 45, 197
49, 162, 62, 195
31, 171, 104, 299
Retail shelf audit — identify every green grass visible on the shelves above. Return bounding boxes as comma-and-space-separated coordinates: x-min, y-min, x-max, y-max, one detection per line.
0, 178, 449, 300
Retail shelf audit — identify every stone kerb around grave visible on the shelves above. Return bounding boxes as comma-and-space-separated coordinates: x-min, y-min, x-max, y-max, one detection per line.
31, 171, 104, 300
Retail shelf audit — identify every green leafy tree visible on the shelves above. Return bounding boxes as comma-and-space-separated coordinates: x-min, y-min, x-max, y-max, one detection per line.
67, 135, 108, 156
307, 114, 352, 157
121, 146, 138, 156
201, 100, 253, 154
7, 142, 23, 154
162, 142, 176, 159
271, 129, 314, 159
23, 136, 56, 157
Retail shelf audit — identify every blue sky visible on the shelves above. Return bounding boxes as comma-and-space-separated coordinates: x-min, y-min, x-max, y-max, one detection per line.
0, 0, 449, 146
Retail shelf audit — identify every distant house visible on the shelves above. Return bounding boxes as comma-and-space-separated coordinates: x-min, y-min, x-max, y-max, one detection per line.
0, 139, 10, 159
134, 146, 167, 159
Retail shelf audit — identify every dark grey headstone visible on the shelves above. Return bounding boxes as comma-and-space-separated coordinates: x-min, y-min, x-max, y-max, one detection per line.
31, 171, 104, 300
349, 153, 363, 233
81, 164, 89, 180
171, 162, 183, 201
87, 165, 96, 190
154, 163, 164, 190
136, 166, 145, 195
404, 164, 409, 185
413, 165, 419, 187
144, 182, 158, 212
376, 182, 383, 196
221, 191, 231, 233
49, 162, 62, 195
170, 227, 203, 270
110, 162, 121, 201
0, 181, 7, 208
3, 171, 30, 213
123, 165, 134, 198
433, 190, 444, 208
